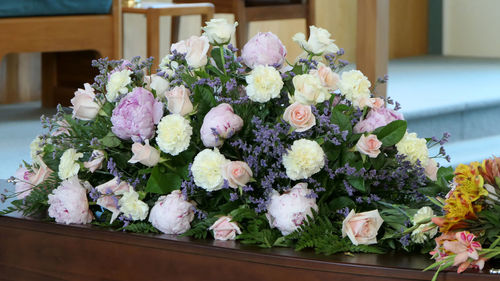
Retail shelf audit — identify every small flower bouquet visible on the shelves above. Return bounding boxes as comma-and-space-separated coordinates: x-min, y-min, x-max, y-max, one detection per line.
424, 156, 500, 279
2, 20, 451, 256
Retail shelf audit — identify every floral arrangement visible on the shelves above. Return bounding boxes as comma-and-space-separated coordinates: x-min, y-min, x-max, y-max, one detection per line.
2, 20, 452, 257
424, 156, 500, 279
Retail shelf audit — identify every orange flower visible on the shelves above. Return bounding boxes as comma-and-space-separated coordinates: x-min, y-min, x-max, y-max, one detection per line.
441, 191, 480, 232
480, 156, 500, 187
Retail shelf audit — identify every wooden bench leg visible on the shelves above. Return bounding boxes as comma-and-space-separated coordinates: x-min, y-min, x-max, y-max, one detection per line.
41, 53, 58, 107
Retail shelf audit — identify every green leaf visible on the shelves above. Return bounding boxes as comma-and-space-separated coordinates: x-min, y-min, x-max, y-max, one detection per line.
211, 47, 225, 71
328, 196, 356, 211
323, 141, 341, 162
347, 177, 366, 192
100, 132, 121, 148
145, 166, 182, 194
330, 108, 352, 134
376, 120, 407, 146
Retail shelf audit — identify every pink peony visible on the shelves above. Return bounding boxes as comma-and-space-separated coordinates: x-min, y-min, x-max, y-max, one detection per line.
148, 190, 194, 234
354, 107, 404, 133
111, 87, 164, 142
266, 183, 318, 235
209, 216, 241, 240
200, 103, 244, 147
241, 32, 287, 69
47, 176, 93, 225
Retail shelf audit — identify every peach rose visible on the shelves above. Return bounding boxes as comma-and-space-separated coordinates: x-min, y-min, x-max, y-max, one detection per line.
222, 161, 253, 188
283, 102, 316, 132
359, 97, 385, 109
95, 178, 131, 223
171, 35, 210, 69
425, 158, 438, 181
165, 85, 193, 116
84, 150, 105, 173
342, 209, 384, 245
70, 83, 101, 121
209, 216, 242, 241
355, 134, 382, 158
128, 140, 160, 167
14, 159, 53, 199
309, 63, 339, 90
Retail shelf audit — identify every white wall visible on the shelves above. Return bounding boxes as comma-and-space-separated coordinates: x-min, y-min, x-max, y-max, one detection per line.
443, 0, 500, 57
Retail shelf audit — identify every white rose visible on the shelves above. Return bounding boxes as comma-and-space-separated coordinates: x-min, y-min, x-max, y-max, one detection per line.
148, 74, 170, 97
292, 26, 339, 55
156, 114, 193, 156
282, 139, 325, 180
202, 18, 238, 45
171, 35, 210, 69
292, 74, 329, 105
83, 150, 105, 173
58, 148, 83, 180
342, 209, 384, 245
106, 69, 132, 102
338, 70, 371, 107
30, 136, 43, 164
395, 132, 429, 166
191, 148, 229, 191
424, 158, 438, 181
245, 65, 284, 103
165, 85, 193, 116
70, 83, 101, 121
411, 206, 438, 244
128, 139, 160, 167
118, 186, 149, 221
149, 190, 195, 234
159, 56, 175, 77
266, 183, 318, 235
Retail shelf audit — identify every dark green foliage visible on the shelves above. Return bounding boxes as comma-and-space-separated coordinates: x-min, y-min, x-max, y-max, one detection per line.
182, 216, 218, 239
375, 120, 407, 146
120, 222, 160, 234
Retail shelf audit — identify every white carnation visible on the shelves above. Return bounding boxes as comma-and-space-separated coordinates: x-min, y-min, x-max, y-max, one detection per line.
396, 132, 429, 166
156, 114, 193, 156
266, 183, 318, 235
283, 139, 325, 180
106, 69, 132, 102
245, 65, 284, 103
411, 206, 438, 244
149, 190, 194, 234
191, 148, 229, 191
338, 70, 371, 107
58, 148, 83, 180
292, 74, 329, 105
118, 186, 149, 221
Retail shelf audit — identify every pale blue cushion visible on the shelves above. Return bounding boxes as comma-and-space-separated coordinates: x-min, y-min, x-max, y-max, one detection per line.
0, 0, 112, 18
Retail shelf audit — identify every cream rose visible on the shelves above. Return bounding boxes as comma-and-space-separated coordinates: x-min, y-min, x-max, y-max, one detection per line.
283, 102, 316, 132
70, 83, 101, 121
292, 25, 339, 55
106, 69, 132, 102
156, 114, 193, 156
171, 35, 210, 69
165, 85, 193, 116
147, 74, 170, 97
338, 70, 371, 107
202, 18, 238, 45
395, 132, 429, 166
118, 186, 149, 221
128, 140, 160, 167
342, 209, 384, 245
209, 216, 242, 241
191, 148, 229, 191
58, 148, 83, 180
222, 161, 253, 188
424, 158, 438, 181
292, 74, 329, 105
309, 63, 339, 90
83, 150, 105, 173
282, 139, 325, 180
355, 134, 382, 158
245, 65, 284, 103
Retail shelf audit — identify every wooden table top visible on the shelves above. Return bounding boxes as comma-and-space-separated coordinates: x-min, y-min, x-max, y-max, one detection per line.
122, 2, 214, 14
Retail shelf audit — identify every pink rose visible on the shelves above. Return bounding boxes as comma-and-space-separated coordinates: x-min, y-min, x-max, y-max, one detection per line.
111, 87, 164, 142
354, 107, 404, 134
425, 158, 438, 181
47, 176, 93, 225
171, 35, 210, 69
358, 97, 385, 109
222, 161, 253, 188
149, 190, 195, 234
200, 103, 244, 147
342, 209, 384, 245
165, 85, 193, 116
309, 63, 339, 90
241, 32, 287, 69
209, 216, 242, 241
355, 134, 382, 158
283, 102, 316, 132
84, 150, 105, 173
70, 83, 101, 121
95, 177, 131, 223
128, 140, 160, 167
14, 160, 53, 199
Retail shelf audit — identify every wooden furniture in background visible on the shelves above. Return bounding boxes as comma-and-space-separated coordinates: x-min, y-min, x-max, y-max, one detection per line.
0, 0, 122, 107
123, 2, 214, 71
0, 214, 496, 281
172, 0, 315, 49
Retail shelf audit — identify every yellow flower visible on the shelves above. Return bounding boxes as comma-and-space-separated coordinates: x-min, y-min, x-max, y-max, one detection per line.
442, 190, 480, 232
454, 163, 487, 202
